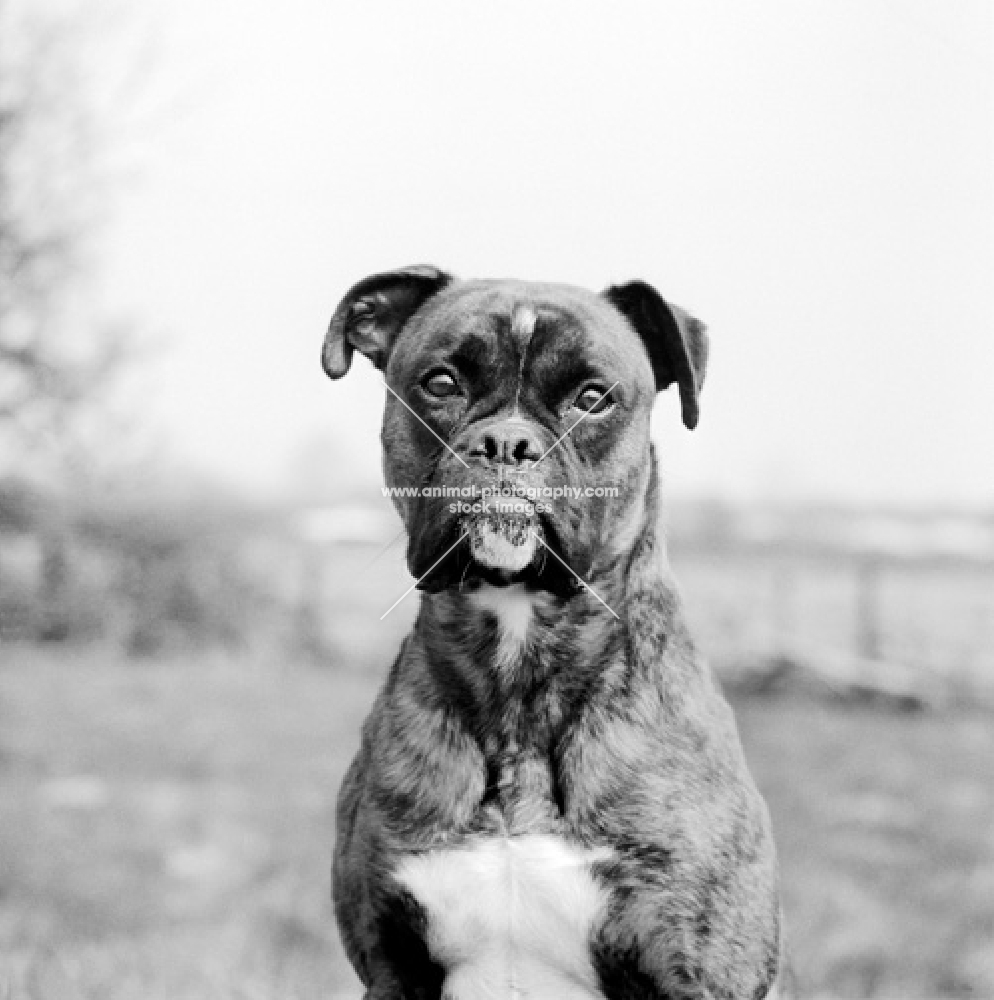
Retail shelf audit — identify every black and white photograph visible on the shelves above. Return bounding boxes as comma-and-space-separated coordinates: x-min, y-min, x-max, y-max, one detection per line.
1, 2, 992, 998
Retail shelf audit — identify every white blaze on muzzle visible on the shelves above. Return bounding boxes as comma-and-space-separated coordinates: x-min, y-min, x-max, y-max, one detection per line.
467, 515, 538, 573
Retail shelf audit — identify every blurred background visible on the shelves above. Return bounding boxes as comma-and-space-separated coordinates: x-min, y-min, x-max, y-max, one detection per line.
0, 1, 992, 997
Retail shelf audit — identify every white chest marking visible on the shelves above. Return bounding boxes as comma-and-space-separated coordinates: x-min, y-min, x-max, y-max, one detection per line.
510, 304, 537, 338
396, 835, 612, 1000
468, 584, 534, 671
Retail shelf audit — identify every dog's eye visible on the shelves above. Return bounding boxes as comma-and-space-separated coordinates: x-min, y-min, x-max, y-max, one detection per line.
573, 384, 615, 414
422, 369, 460, 398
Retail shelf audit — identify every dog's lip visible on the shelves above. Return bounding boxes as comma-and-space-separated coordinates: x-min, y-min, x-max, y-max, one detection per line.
460, 564, 530, 588
464, 510, 539, 562
463, 508, 538, 531
414, 515, 579, 596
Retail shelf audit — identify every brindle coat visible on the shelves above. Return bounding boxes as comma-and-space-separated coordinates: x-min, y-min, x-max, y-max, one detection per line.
324, 268, 781, 1000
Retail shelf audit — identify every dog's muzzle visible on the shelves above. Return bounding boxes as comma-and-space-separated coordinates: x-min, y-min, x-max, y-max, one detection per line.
465, 505, 539, 574
462, 419, 544, 575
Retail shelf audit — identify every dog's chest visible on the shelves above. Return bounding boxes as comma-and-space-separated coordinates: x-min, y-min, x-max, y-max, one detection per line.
395, 835, 612, 1000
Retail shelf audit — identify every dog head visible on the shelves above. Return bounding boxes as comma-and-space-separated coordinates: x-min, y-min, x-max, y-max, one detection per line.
322, 266, 707, 595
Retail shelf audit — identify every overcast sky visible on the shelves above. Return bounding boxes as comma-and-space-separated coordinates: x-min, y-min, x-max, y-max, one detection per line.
82, 0, 992, 506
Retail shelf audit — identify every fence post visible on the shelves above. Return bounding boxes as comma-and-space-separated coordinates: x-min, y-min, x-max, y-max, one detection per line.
295, 544, 331, 662
856, 553, 882, 660
39, 527, 70, 641
770, 556, 797, 655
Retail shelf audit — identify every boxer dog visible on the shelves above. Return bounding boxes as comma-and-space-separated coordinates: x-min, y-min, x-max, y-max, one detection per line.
322, 267, 782, 1000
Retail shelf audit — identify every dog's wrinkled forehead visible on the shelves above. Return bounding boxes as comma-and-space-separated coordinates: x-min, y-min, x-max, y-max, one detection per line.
323, 267, 709, 429
390, 281, 656, 397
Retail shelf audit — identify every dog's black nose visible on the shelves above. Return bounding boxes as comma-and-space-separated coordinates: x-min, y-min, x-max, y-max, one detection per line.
467, 421, 542, 465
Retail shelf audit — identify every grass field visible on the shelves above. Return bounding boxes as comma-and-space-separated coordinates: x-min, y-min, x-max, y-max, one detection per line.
1, 642, 992, 999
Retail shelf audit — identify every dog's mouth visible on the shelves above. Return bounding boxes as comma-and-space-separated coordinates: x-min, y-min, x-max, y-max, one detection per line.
465, 511, 540, 578
413, 510, 580, 596
409, 469, 591, 597
456, 511, 583, 596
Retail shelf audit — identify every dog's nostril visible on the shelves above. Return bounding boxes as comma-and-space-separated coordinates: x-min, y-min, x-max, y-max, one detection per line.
512, 436, 538, 463
468, 423, 541, 465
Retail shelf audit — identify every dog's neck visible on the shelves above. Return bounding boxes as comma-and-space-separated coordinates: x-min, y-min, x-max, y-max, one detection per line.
410, 466, 680, 736
400, 467, 704, 832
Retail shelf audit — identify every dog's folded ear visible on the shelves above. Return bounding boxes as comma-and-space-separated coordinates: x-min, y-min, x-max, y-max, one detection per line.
602, 281, 709, 429
322, 266, 453, 379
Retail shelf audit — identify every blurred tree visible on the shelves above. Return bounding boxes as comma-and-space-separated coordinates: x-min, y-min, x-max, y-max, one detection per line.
0, 0, 146, 643
0, 0, 132, 478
